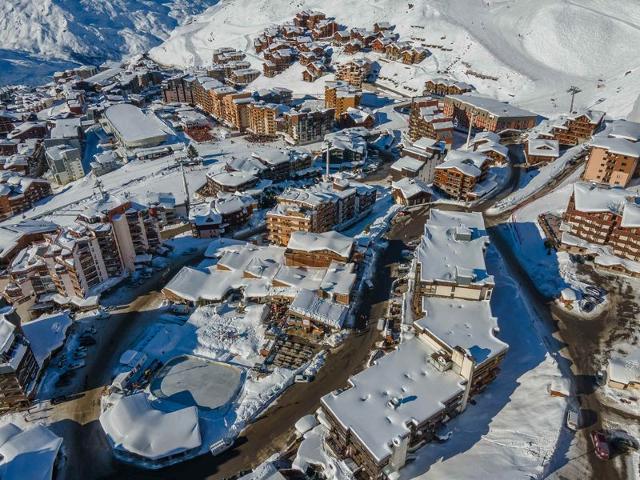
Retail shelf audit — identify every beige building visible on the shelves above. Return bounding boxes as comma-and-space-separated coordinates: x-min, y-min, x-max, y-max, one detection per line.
582, 119, 640, 188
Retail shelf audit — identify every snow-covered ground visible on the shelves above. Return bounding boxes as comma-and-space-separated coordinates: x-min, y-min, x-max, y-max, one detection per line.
149, 0, 640, 119
0, 0, 218, 85
397, 245, 569, 480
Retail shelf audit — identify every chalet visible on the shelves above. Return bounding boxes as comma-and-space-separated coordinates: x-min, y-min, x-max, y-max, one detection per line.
285, 230, 355, 268
303, 62, 329, 82
333, 30, 351, 45
373, 22, 395, 33
338, 108, 375, 129
425, 78, 475, 96
335, 59, 372, 88
467, 132, 508, 165
344, 40, 363, 54
525, 138, 560, 166
433, 149, 491, 201
392, 177, 432, 206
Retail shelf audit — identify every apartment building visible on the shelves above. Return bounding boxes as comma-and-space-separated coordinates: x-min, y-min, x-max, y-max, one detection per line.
425, 78, 475, 96
222, 92, 253, 131
321, 336, 467, 480
248, 102, 279, 138
0, 308, 39, 411
190, 195, 256, 238
541, 110, 605, 146
413, 209, 494, 314
161, 74, 196, 105
433, 149, 490, 201
562, 182, 640, 263
582, 119, 640, 188
0, 175, 52, 221
212, 47, 246, 64
251, 149, 313, 182
466, 131, 508, 165
267, 179, 376, 245
335, 59, 372, 88
282, 106, 335, 145
45, 144, 84, 185
408, 96, 454, 145
444, 94, 538, 132
206, 170, 259, 195
324, 81, 361, 120
284, 230, 355, 268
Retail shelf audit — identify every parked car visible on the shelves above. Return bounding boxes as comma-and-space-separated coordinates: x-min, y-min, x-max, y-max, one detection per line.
566, 409, 579, 431
591, 431, 610, 460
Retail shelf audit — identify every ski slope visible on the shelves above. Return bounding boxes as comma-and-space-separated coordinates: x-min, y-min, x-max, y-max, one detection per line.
149, 0, 640, 118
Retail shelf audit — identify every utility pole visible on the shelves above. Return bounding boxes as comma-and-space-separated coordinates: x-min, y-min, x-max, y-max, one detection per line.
180, 160, 190, 215
465, 111, 476, 149
567, 86, 581, 113
325, 140, 331, 180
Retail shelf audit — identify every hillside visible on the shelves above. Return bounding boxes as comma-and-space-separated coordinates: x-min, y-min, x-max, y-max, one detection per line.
149, 0, 640, 118
0, 0, 219, 85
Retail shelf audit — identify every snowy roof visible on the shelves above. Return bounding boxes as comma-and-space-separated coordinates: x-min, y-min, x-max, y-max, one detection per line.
320, 262, 357, 297
527, 138, 559, 157
289, 289, 348, 329
590, 136, 640, 157
391, 177, 432, 200
100, 392, 201, 460
621, 201, 640, 228
416, 298, 508, 365
21, 311, 72, 364
0, 423, 63, 480
572, 182, 629, 213
390, 156, 424, 173
608, 119, 640, 142
321, 337, 465, 463
447, 94, 538, 119
208, 171, 258, 188
416, 209, 493, 286
287, 230, 354, 258
104, 103, 168, 147
435, 149, 488, 177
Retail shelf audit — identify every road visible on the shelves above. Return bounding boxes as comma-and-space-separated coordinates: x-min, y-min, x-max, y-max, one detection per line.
97, 217, 415, 480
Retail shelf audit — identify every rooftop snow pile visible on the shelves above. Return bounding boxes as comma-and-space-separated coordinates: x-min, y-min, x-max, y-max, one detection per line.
100, 392, 202, 461
287, 230, 354, 258
416, 209, 493, 286
321, 336, 465, 463
0, 423, 62, 480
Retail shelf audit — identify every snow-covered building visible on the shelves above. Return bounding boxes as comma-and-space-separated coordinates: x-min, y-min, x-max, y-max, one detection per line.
320, 337, 467, 479
100, 391, 202, 468
582, 119, 640, 188
433, 149, 491, 201
0, 308, 40, 411
267, 179, 376, 246
0, 423, 63, 480
190, 195, 256, 238
414, 297, 508, 394
561, 182, 640, 269
0, 174, 52, 221
45, 144, 84, 185
607, 345, 640, 390
323, 129, 368, 169
391, 177, 432, 206
284, 230, 355, 268
103, 103, 169, 150
444, 94, 539, 132
525, 138, 560, 166
466, 131, 508, 165
413, 209, 494, 313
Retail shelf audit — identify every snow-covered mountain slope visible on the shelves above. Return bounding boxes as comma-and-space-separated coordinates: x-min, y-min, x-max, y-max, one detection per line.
0, 0, 219, 86
149, 0, 640, 118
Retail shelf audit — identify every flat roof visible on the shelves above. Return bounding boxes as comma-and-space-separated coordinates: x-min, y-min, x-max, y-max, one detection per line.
416, 297, 508, 365
104, 103, 168, 146
321, 337, 465, 463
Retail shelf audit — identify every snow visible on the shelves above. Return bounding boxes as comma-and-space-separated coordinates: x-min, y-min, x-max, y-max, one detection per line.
287, 230, 354, 259
0, 423, 63, 480
104, 104, 169, 148
447, 94, 538, 119
293, 423, 355, 480
0, 0, 218, 85
607, 342, 640, 388
100, 392, 202, 461
21, 311, 72, 365
289, 289, 349, 330
148, 0, 640, 119
397, 245, 569, 480
490, 145, 584, 215
415, 209, 493, 285
416, 297, 508, 365
321, 336, 466, 464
